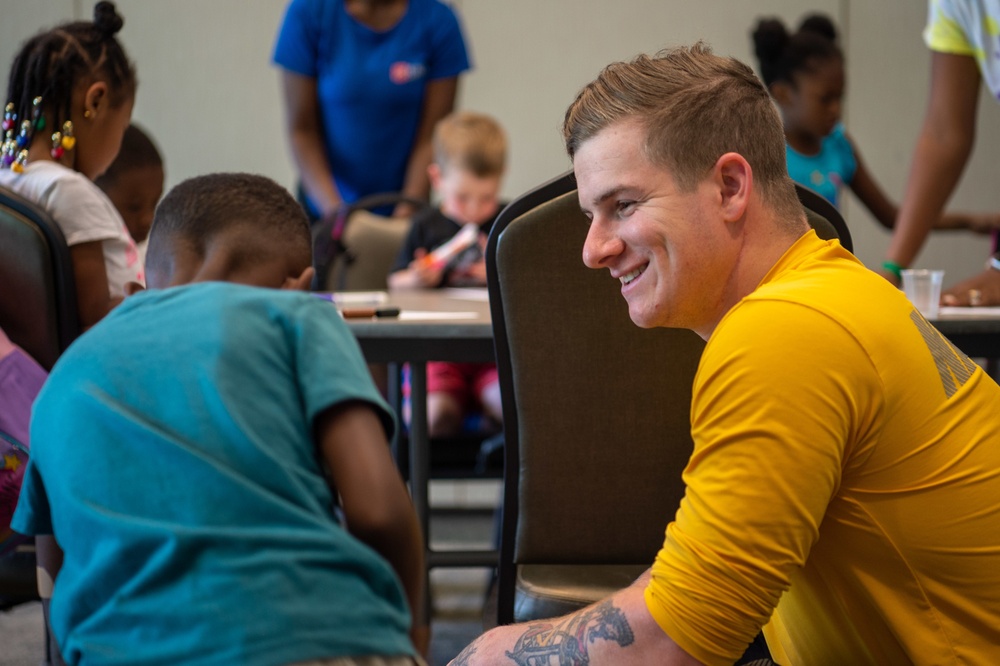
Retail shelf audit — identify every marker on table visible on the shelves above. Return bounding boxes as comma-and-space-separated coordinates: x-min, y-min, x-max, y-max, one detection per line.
340, 307, 401, 319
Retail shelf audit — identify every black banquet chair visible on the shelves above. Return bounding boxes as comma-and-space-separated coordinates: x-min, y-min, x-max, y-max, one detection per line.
0, 185, 81, 371
0, 184, 80, 662
485, 172, 853, 627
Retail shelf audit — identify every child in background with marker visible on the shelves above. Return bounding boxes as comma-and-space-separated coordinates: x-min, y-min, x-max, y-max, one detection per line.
389, 111, 506, 438
95, 123, 165, 273
750, 14, 999, 254
0, 2, 141, 328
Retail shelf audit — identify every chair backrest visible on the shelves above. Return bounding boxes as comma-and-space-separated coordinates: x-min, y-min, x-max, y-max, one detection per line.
795, 183, 853, 253
312, 193, 426, 292
487, 172, 706, 623
0, 186, 80, 370
325, 209, 412, 291
487, 172, 854, 625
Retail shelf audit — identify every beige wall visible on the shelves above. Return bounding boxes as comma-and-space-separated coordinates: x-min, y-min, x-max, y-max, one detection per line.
2, 0, 998, 281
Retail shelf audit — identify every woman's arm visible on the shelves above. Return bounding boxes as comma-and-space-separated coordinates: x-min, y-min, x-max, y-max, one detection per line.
849, 140, 1000, 234
394, 77, 459, 216
281, 71, 343, 218
883, 52, 981, 281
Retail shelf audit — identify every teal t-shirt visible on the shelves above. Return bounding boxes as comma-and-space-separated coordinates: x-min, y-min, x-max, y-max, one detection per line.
785, 124, 857, 208
12, 282, 413, 665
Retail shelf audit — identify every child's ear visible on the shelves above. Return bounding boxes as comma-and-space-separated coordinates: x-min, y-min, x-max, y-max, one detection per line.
83, 81, 109, 116
770, 81, 793, 107
282, 266, 315, 292
428, 163, 442, 190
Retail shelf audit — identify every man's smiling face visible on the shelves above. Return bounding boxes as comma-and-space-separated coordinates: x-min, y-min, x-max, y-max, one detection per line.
576, 120, 739, 337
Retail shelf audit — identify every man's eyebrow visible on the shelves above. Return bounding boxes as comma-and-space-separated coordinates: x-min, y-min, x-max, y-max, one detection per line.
581, 185, 631, 212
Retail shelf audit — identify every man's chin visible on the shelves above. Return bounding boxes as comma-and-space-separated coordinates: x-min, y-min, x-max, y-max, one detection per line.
627, 306, 661, 329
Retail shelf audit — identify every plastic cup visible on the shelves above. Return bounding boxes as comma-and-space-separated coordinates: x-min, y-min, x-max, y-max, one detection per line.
901, 269, 945, 319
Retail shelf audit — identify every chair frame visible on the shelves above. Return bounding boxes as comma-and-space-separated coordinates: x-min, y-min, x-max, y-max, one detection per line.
795, 183, 853, 253
487, 171, 580, 624
311, 191, 429, 292
0, 185, 77, 663
0, 185, 80, 369
487, 172, 852, 626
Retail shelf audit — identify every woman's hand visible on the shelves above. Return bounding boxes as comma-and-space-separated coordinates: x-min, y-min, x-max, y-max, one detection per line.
941, 267, 1000, 306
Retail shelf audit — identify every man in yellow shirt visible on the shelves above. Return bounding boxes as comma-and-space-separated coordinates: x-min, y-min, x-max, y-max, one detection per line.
451, 44, 1000, 665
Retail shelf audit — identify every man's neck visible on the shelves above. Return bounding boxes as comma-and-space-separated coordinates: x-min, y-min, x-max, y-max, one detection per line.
698, 208, 809, 340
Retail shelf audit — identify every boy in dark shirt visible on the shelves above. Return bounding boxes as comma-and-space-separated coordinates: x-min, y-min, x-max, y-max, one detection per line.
389, 112, 507, 437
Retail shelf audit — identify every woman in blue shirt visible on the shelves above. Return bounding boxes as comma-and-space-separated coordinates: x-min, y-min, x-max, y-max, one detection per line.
274, 0, 471, 219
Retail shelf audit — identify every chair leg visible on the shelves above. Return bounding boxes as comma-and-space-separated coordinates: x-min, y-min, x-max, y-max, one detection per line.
474, 433, 504, 476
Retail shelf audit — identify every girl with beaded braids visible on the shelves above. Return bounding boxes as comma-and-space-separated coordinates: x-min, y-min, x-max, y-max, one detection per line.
0, 1, 139, 329
751, 14, 998, 247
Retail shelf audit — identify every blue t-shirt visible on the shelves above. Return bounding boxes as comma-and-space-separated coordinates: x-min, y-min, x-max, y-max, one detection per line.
785, 124, 857, 208
12, 283, 412, 665
273, 0, 471, 211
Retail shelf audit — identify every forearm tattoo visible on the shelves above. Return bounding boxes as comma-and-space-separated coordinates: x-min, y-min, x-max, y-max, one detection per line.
496, 600, 636, 665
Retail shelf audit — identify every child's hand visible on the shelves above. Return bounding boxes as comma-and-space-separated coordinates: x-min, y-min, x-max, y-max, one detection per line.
409, 249, 445, 287
447, 259, 488, 286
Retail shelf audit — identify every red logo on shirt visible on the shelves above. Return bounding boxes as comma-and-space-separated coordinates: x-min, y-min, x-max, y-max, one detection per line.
390, 61, 426, 84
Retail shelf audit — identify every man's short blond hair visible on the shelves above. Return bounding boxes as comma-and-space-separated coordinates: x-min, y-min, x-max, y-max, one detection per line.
563, 43, 802, 222
433, 111, 507, 178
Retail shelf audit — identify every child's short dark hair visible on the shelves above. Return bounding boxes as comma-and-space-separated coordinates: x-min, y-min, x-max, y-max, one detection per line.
94, 124, 162, 189
751, 14, 841, 89
433, 111, 507, 178
4, 2, 136, 152
146, 173, 311, 282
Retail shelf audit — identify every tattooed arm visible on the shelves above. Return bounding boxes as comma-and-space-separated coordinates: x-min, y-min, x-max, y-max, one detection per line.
450, 570, 702, 665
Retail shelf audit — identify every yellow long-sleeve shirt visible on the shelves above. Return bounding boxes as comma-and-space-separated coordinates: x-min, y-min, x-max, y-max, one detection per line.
645, 231, 1000, 665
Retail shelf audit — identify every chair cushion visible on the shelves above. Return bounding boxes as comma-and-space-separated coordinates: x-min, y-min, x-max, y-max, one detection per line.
514, 563, 650, 623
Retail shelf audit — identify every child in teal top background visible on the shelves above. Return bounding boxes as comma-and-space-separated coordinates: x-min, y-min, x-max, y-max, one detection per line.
751, 14, 999, 237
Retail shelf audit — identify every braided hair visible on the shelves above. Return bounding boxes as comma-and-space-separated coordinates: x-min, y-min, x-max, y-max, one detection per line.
751, 14, 841, 90
2, 2, 135, 167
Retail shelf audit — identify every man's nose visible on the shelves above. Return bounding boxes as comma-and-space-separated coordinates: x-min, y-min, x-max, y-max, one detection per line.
582, 219, 623, 269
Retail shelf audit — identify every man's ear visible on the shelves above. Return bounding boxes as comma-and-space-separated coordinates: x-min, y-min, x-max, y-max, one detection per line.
282, 265, 315, 292
713, 152, 752, 222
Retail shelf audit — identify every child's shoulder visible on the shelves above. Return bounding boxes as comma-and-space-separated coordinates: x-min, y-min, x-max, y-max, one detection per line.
71, 284, 342, 361
0, 160, 89, 199
126, 282, 316, 314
